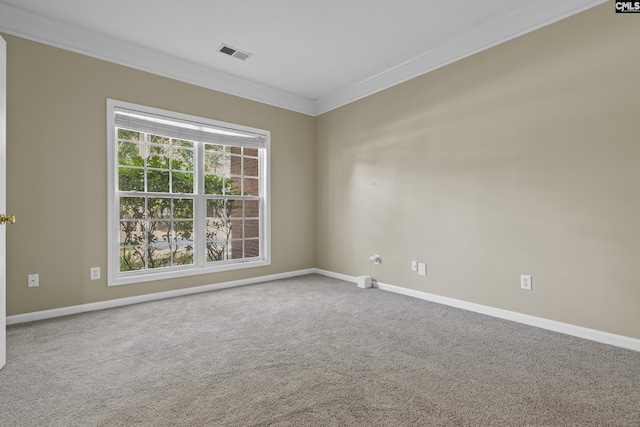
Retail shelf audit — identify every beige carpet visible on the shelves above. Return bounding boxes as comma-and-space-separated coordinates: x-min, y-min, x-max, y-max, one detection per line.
1, 274, 639, 426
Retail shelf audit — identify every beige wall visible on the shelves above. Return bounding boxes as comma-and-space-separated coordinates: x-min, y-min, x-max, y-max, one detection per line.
316, 3, 640, 339
4, 2, 640, 340
3, 34, 316, 315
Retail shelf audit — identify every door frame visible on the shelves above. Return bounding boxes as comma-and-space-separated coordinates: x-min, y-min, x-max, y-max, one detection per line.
1, 34, 7, 370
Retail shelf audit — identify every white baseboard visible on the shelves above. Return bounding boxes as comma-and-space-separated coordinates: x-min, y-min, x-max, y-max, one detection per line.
6, 268, 315, 325
314, 269, 640, 353
9, 267, 640, 353
313, 269, 355, 283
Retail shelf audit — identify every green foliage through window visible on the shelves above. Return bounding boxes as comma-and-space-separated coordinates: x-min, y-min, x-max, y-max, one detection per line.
116, 126, 261, 273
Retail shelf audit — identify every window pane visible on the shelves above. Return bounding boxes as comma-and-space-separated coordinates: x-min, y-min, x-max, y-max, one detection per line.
206, 240, 227, 262
228, 200, 243, 219
118, 129, 142, 141
148, 134, 170, 144
118, 142, 144, 166
119, 167, 144, 192
229, 177, 241, 195
174, 220, 194, 244
148, 198, 172, 219
172, 139, 193, 148
120, 221, 145, 246
229, 240, 243, 260
148, 145, 170, 169
230, 154, 242, 176
245, 239, 260, 258
230, 219, 243, 239
243, 157, 259, 177
225, 219, 242, 238
148, 246, 171, 269
244, 147, 258, 157
204, 144, 230, 174
243, 178, 259, 196
204, 175, 229, 195
120, 197, 145, 219
148, 220, 171, 247
245, 200, 259, 218
244, 220, 260, 239
172, 147, 193, 171
173, 245, 194, 266
174, 198, 193, 219
206, 199, 225, 218
147, 170, 170, 193
172, 172, 194, 194
206, 219, 230, 240
120, 247, 145, 271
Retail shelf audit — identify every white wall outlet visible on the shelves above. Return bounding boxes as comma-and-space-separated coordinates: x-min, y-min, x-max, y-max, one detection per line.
411, 260, 418, 272
369, 255, 381, 265
418, 263, 426, 276
520, 274, 532, 290
28, 274, 39, 287
90, 267, 101, 281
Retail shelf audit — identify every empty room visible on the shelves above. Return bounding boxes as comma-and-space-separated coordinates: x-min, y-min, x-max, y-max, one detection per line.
1, 0, 639, 425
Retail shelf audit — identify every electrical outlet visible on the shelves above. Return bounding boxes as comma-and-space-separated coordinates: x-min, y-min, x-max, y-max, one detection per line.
369, 255, 381, 265
411, 260, 418, 272
418, 263, 426, 276
90, 267, 101, 281
520, 274, 532, 290
28, 274, 39, 287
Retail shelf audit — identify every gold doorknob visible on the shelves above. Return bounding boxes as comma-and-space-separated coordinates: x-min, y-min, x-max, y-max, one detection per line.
0, 214, 16, 225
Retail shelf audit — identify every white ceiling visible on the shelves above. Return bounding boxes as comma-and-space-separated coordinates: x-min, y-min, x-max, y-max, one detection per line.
0, 0, 606, 115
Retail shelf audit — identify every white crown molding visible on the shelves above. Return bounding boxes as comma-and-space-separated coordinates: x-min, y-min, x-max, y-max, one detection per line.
0, 3, 316, 116
314, 0, 609, 115
0, 0, 607, 117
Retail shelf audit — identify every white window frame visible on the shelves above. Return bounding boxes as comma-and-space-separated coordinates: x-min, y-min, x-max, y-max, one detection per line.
107, 99, 271, 286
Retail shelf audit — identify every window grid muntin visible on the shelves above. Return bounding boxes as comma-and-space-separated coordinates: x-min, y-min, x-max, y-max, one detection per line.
118, 194, 195, 272
116, 128, 263, 276
204, 195, 262, 263
117, 130, 196, 195
203, 144, 260, 197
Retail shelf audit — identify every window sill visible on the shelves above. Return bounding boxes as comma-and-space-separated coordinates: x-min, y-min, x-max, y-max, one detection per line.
107, 258, 271, 286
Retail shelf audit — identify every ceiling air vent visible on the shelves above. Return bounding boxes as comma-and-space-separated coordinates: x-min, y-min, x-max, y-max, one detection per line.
218, 44, 252, 61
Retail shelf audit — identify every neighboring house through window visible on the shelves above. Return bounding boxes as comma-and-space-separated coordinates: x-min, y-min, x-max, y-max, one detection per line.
107, 99, 270, 286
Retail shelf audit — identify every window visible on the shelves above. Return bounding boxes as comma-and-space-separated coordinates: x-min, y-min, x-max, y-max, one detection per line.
107, 99, 270, 286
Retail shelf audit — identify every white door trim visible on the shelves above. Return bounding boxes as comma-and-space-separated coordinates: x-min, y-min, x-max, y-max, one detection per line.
0, 34, 8, 370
